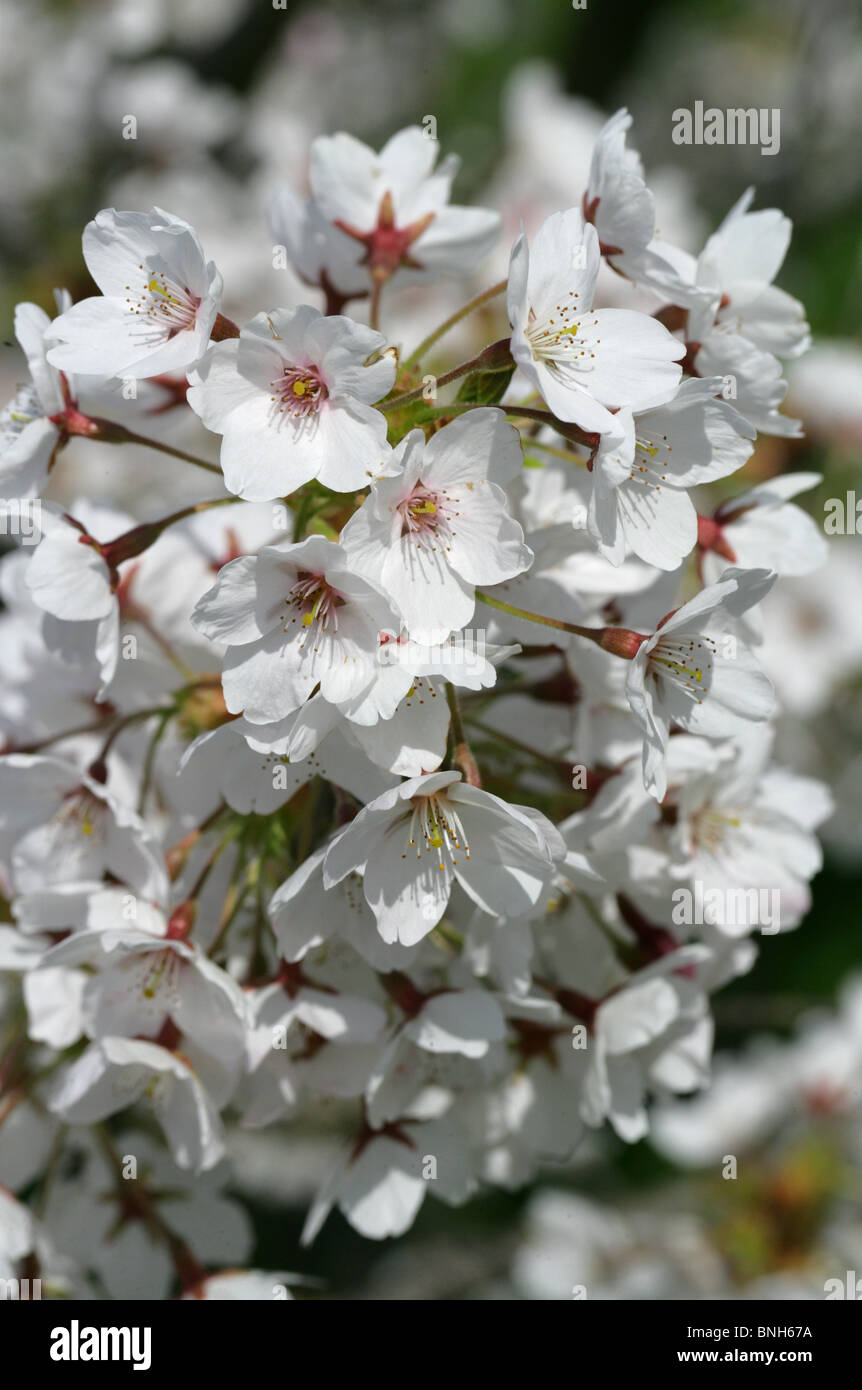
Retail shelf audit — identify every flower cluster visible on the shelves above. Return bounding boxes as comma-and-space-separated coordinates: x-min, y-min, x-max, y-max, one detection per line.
500, 979, 862, 1301
0, 112, 832, 1296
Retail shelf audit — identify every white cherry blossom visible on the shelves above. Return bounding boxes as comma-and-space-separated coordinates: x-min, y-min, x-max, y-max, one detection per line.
46, 208, 222, 378
47, 1037, 225, 1172
693, 328, 802, 438
588, 377, 755, 570
41, 924, 249, 1104
699, 471, 827, 585
310, 126, 501, 287
624, 567, 776, 799
508, 209, 685, 435
0, 752, 167, 898
302, 1108, 477, 1243
187, 307, 395, 501
689, 187, 810, 359
340, 409, 532, 643
580, 952, 713, 1142
269, 186, 369, 307
191, 535, 397, 725
584, 108, 710, 310
668, 728, 834, 935
0, 292, 71, 498
323, 770, 566, 946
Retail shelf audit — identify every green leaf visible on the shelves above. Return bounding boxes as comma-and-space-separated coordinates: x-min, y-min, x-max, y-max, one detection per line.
385, 398, 444, 445
455, 364, 515, 406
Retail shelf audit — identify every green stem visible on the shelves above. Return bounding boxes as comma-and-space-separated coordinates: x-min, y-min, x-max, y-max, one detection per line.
505, 407, 600, 451
248, 870, 270, 982
431, 921, 465, 954
475, 590, 604, 644
381, 352, 486, 413
13, 677, 220, 755
34, 1124, 68, 1219
14, 716, 119, 755
185, 830, 237, 904
112, 427, 222, 475
524, 438, 590, 468
445, 683, 481, 786
397, 400, 600, 454
369, 278, 383, 332
382, 337, 513, 414
294, 778, 322, 865
0, 1049, 75, 1127
399, 402, 481, 421
465, 714, 572, 772
101, 496, 235, 568
92, 704, 177, 766
403, 279, 507, 368
79, 417, 222, 475
51, 406, 221, 475
292, 491, 316, 542
127, 610, 196, 679
206, 871, 253, 961
307, 514, 339, 540
138, 708, 173, 815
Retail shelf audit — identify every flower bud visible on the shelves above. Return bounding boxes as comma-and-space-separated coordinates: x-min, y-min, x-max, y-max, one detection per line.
599, 626, 647, 659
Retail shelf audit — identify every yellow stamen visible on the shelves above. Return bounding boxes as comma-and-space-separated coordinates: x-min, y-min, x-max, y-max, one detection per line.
143, 953, 170, 999
147, 277, 184, 308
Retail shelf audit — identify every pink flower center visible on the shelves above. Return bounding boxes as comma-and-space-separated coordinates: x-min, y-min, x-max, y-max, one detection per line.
397, 484, 454, 550
58, 786, 106, 840
125, 268, 201, 339
283, 571, 344, 641
690, 806, 743, 854
271, 365, 328, 419
648, 634, 716, 701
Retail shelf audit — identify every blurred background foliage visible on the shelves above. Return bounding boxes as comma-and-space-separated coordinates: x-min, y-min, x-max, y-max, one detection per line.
4, 0, 862, 335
